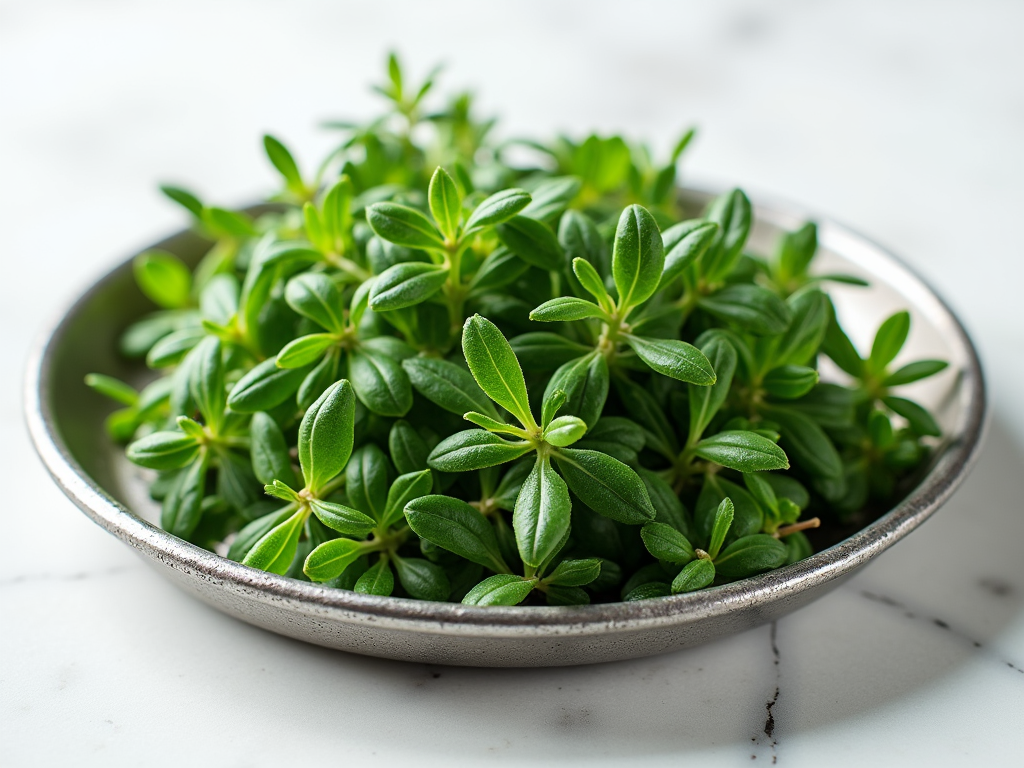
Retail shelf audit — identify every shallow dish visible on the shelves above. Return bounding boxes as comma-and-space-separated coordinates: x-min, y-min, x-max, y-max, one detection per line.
25, 188, 986, 667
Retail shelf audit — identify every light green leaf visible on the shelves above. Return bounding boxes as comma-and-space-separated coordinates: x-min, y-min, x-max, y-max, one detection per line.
611, 204, 664, 311
462, 314, 535, 428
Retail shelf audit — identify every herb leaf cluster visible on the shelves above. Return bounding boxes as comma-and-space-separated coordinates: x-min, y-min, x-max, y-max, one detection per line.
87, 54, 948, 606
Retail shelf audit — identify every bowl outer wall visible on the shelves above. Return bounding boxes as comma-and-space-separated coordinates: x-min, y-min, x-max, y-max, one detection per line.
24, 188, 987, 667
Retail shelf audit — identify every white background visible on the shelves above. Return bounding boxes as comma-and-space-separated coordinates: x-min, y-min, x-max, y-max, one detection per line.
2, 1, 1022, 765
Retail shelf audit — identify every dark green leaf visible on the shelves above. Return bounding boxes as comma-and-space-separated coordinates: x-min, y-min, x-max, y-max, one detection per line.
561, 210, 610, 289
694, 430, 789, 472
542, 352, 609, 428
671, 559, 716, 594
883, 360, 949, 387
309, 499, 375, 535
464, 188, 532, 232
366, 202, 445, 250
393, 557, 450, 601
611, 204, 664, 310
509, 332, 593, 370
126, 430, 200, 470
345, 443, 391, 522
659, 220, 718, 287
545, 585, 590, 605
297, 379, 356, 493
640, 522, 695, 564
496, 215, 563, 270
369, 262, 449, 311
402, 356, 498, 419
544, 558, 602, 587
763, 407, 844, 481
348, 347, 413, 416
625, 581, 671, 601
869, 311, 910, 373
405, 494, 509, 571
529, 297, 606, 322
702, 189, 751, 282
714, 534, 788, 581
228, 358, 310, 413
553, 448, 655, 524
707, 497, 735, 559
353, 558, 394, 596
775, 222, 818, 281
521, 177, 580, 222
774, 289, 829, 366
698, 284, 792, 335
462, 314, 534, 427
513, 456, 572, 567
382, 469, 433, 528
161, 451, 209, 537
227, 507, 295, 562
625, 335, 716, 385
822, 304, 864, 377
688, 332, 737, 440
428, 429, 533, 472
883, 396, 941, 437
462, 574, 535, 606
284, 273, 345, 333
428, 166, 462, 241
249, 412, 294, 486
614, 376, 678, 459
389, 420, 429, 474
763, 365, 818, 399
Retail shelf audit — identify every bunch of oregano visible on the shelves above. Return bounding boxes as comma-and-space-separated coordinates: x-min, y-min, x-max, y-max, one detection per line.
86, 54, 947, 605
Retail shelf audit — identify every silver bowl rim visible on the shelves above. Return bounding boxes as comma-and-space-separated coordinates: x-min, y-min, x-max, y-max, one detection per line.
24, 186, 988, 637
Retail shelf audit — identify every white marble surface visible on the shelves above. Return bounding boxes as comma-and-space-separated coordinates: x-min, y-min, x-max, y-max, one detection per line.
2, 1, 1023, 765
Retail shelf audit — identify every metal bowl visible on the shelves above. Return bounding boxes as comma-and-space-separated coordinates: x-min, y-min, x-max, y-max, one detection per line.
25, 188, 986, 667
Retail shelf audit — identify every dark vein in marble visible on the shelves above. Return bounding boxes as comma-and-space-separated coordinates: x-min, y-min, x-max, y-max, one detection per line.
0, 565, 136, 588
860, 590, 1024, 678
752, 621, 781, 763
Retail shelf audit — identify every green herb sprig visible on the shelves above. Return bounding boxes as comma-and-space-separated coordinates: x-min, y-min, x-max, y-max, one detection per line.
86, 53, 948, 606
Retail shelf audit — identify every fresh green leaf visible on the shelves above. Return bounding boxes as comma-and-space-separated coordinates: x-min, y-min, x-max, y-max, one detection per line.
529, 297, 607, 322
303, 536, 363, 582
366, 202, 445, 250
625, 335, 716, 385
428, 429, 532, 472
513, 456, 572, 567
462, 574, 535, 606
464, 188, 532, 232
694, 430, 789, 472
553, 448, 655, 524
402, 356, 498, 420
495, 215, 562, 270
428, 166, 462, 241
133, 251, 192, 309
369, 262, 450, 311
462, 314, 535, 428
405, 494, 509, 571
611, 204, 664, 311
671, 559, 716, 594
297, 379, 356, 493
640, 522, 695, 564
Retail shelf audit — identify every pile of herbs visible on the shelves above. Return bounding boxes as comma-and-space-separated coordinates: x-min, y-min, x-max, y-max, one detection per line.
87, 56, 947, 606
